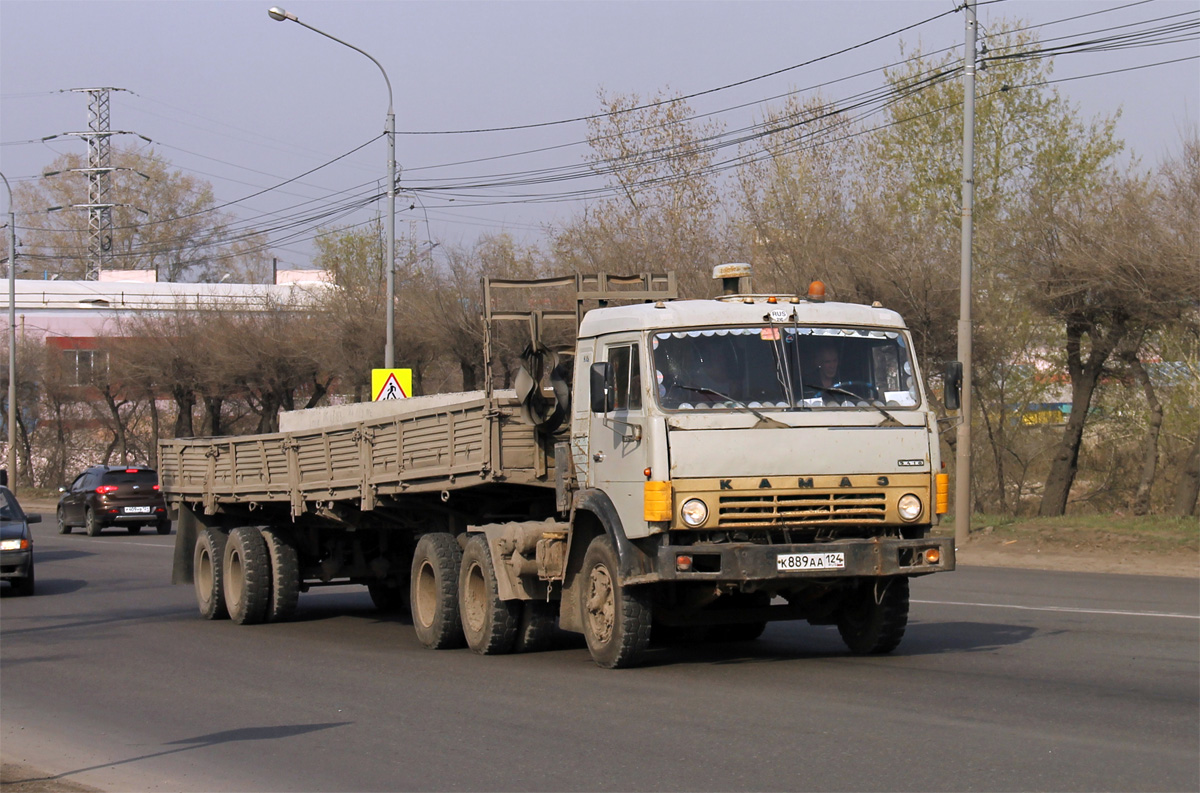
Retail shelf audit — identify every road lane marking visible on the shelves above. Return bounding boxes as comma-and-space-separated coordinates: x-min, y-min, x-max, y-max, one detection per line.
913, 599, 1198, 620
68, 539, 172, 549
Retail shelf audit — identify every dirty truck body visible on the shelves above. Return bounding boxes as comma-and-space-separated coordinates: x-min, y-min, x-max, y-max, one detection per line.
163, 274, 955, 667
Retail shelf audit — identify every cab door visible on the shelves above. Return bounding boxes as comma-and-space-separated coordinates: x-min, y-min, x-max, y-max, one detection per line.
587, 339, 648, 535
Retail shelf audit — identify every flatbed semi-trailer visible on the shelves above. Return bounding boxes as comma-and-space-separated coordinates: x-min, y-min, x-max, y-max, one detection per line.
164, 269, 957, 667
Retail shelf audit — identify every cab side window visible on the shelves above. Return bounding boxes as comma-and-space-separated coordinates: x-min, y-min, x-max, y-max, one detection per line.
608, 343, 642, 411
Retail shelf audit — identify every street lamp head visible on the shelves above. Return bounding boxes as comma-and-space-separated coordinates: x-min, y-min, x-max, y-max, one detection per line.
268, 7, 296, 22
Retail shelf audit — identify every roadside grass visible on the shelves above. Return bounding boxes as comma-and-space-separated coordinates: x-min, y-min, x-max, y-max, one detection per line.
939, 513, 1199, 555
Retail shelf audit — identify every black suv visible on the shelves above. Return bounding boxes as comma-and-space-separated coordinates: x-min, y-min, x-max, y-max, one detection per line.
57, 466, 170, 536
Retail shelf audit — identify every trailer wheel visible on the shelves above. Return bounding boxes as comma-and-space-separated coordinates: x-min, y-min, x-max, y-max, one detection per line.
410, 533, 465, 650
458, 535, 519, 655
580, 536, 651, 668
836, 576, 910, 655
194, 527, 229, 620
261, 528, 300, 623
514, 600, 558, 653
223, 526, 271, 625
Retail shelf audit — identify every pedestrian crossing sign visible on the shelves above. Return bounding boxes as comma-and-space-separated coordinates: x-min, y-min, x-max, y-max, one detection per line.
372, 369, 412, 401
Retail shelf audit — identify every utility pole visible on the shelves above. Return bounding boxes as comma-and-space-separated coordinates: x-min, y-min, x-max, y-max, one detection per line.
2, 171, 16, 489
955, 0, 977, 548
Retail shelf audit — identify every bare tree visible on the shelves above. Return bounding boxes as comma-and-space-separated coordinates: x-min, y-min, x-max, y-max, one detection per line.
1022, 156, 1199, 516
13, 146, 271, 282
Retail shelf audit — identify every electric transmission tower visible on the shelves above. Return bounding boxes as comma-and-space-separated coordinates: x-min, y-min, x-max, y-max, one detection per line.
65, 87, 150, 280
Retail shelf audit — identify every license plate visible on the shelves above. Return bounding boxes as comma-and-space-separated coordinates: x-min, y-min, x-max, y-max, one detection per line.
777, 552, 845, 571
124, 506, 152, 514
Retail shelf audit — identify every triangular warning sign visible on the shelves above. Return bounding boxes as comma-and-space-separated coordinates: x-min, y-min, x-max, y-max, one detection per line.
372, 368, 412, 401
374, 372, 408, 401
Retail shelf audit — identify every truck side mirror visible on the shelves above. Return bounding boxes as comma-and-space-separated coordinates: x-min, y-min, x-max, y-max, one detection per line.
590, 362, 614, 413
944, 361, 963, 411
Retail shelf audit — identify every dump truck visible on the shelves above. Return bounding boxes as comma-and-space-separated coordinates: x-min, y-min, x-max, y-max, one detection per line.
163, 267, 957, 668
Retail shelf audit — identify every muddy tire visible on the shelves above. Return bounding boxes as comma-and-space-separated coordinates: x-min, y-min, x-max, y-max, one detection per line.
85, 508, 100, 537
580, 536, 651, 668
514, 600, 558, 653
194, 527, 229, 620
409, 533, 465, 650
260, 527, 300, 623
836, 576, 910, 655
223, 526, 270, 625
458, 535, 519, 655
57, 507, 70, 535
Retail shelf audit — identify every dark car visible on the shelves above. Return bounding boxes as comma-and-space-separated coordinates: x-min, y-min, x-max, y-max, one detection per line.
57, 465, 170, 536
1, 486, 39, 596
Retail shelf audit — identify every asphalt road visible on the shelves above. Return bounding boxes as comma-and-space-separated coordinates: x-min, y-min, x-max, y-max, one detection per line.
2, 511, 1197, 792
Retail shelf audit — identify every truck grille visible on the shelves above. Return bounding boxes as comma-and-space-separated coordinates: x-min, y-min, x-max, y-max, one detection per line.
717, 492, 887, 527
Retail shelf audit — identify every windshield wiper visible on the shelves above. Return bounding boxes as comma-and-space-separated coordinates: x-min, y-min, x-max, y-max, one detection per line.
675, 384, 790, 428
800, 382, 903, 426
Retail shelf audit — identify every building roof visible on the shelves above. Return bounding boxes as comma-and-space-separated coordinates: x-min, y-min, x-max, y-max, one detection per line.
3, 279, 332, 340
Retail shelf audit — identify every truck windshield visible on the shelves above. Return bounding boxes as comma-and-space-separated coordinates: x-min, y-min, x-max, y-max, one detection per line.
652, 326, 920, 411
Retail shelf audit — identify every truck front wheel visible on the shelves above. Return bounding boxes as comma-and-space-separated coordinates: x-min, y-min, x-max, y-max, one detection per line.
836, 576, 910, 655
580, 536, 651, 668
194, 527, 229, 620
458, 535, 519, 655
410, 533, 465, 650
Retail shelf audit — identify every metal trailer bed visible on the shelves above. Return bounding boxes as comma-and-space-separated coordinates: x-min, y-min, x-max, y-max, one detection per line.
158, 391, 556, 517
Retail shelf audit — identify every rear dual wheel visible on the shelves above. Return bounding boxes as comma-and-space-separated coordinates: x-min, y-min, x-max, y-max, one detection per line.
458, 535, 519, 655
514, 600, 557, 653
409, 533, 465, 650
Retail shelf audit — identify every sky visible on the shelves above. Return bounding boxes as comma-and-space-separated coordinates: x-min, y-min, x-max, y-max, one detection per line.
2, 0, 1197, 272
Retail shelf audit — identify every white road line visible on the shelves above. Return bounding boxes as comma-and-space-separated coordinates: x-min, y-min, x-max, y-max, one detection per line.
70, 539, 172, 549
913, 599, 1198, 620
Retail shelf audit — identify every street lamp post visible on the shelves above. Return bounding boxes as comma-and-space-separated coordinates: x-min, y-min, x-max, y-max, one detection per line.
1, 172, 16, 489
268, 7, 397, 369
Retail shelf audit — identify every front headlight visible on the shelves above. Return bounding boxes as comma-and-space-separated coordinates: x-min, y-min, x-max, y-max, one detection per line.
898, 494, 923, 522
680, 498, 709, 527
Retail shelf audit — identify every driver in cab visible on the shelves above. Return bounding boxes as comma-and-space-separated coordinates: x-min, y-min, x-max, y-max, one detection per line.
809, 341, 840, 391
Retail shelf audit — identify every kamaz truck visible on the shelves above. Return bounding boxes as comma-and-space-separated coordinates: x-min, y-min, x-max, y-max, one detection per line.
163, 267, 956, 667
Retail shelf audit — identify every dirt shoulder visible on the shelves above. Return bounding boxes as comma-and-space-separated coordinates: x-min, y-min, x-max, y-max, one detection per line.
0, 763, 99, 793
936, 515, 1199, 578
